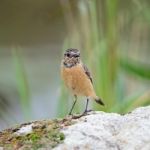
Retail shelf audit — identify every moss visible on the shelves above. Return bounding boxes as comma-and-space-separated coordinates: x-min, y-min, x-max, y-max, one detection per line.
0, 117, 74, 150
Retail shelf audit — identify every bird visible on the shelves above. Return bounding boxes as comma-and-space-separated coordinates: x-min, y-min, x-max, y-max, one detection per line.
61, 48, 104, 116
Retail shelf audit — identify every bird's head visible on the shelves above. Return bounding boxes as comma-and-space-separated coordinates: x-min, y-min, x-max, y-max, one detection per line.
63, 48, 80, 67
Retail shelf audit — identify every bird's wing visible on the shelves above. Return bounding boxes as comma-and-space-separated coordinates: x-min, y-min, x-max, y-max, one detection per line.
83, 64, 93, 84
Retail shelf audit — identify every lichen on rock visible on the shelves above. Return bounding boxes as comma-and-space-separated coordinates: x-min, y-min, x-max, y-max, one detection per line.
0, 117, 74, 150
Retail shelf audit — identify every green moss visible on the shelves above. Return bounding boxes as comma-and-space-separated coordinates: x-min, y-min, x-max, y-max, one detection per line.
59, 132, 65, 140
27, 132, 41, 142
0, 118, 74, 150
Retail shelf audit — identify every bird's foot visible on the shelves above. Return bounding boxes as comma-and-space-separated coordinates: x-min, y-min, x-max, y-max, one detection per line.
68, 110, 93, 119
76, 109, 93, 118
82, 109, 93, 115
85, 109, 93, 113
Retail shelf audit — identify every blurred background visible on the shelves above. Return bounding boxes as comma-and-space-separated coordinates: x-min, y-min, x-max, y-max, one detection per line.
0, 0, 150, 130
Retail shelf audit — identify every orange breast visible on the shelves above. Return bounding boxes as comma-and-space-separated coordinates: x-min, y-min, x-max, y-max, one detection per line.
61, 64, 96, 98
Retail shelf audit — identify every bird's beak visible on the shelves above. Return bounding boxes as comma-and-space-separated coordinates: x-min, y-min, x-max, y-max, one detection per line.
73, 53, 80, 57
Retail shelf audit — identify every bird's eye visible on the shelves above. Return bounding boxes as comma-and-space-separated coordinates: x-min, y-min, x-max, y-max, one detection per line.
66, 53, 70, 57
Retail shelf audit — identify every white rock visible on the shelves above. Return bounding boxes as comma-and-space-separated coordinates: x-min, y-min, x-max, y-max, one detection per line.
15, 124, 33, 135
55, 106, 150, 150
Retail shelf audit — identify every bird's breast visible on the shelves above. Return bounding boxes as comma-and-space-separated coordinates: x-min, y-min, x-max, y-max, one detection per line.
61, 64, 96, 97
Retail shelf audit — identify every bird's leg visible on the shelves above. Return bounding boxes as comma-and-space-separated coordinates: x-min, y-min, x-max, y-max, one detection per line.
71, 98, 92, 119
68, 95, 77, 115
84, 98, 89, 113
81, 98, 89, 116
81, 98, 93, 116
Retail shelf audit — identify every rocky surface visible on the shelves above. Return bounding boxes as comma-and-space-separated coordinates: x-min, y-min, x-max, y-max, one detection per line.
0, 106, 150, 150
55, 106, 150, 150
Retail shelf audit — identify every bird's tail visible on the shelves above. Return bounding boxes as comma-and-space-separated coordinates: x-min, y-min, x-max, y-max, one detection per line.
95, 97, 104, 106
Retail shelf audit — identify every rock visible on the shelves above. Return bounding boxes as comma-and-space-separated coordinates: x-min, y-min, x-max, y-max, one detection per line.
55, 106, 150, 150
0, 106, 150, 150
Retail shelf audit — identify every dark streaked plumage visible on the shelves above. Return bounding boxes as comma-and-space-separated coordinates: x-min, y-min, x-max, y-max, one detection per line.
83, 64, 93, 84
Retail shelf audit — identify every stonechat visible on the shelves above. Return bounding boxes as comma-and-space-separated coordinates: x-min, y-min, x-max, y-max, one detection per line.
61, 48, 104, 115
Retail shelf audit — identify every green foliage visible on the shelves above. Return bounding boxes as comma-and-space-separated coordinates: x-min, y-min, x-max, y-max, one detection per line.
58, 0, 150, 115
120, 57, 150, 79
12, 48, 31, 119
